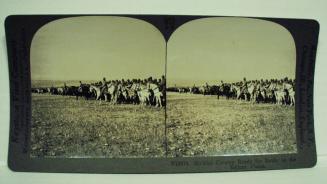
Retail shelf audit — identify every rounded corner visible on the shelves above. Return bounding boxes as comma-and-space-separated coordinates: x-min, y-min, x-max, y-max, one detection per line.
7, 158, 20, 172
310, 19, 320, 31
4, 15, 16, 29
307, 156, 318, 168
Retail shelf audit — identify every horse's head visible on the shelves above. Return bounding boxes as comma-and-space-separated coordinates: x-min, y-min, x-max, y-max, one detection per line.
77, 86, 83, 93
89, 86, 94, 93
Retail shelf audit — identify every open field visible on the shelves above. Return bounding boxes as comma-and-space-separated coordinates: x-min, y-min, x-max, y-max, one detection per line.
31, 94, 165, 157
166, 92, 297, 157
31, 92, 297, 158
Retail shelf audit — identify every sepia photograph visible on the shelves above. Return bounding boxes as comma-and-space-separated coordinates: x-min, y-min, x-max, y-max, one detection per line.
30, 16, 297, 159
5, 13, 319, 173
30, 16, 166, 157
166, 17, 297, 157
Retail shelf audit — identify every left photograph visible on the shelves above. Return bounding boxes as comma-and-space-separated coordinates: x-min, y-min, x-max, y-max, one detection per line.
30, 16, 166, 158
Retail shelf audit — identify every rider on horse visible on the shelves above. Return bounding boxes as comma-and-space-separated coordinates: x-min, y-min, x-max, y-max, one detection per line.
100, 77, 108, 93
241, 77, 248, 93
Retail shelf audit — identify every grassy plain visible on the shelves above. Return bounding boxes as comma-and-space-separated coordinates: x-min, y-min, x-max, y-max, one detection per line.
31, 94, 165, 157
166, 92, 297, 157
30, 91, 296, 158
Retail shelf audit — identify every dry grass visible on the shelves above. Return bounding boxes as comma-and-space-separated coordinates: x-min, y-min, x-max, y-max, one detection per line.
166, 92, 297, 157
31, 92, 296, 158
31, 94, 165, 158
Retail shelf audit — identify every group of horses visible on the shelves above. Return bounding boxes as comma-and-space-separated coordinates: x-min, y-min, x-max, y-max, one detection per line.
167, 78, 295, 106
32, 77, 295, 106
32, 78, 166, 107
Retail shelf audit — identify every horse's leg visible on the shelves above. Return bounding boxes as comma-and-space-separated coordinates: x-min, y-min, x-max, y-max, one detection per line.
109, 94, 114, 104
154, 96, 158, 107
157, 97, 161, 107
146, 96, 150, 106
140, 96, 144, 106
160, 94, 163, 107
238, 92, 242, 100
139, 97, 143, 105
96, 91, 100, 100
155, 94, 161, 107
113, 94, 117, 105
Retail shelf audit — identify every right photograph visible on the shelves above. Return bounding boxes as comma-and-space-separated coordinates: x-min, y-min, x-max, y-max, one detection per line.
166, 17, 297, 157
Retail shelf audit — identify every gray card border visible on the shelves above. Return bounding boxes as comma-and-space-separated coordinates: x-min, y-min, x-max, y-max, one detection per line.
5, 14, 319, 173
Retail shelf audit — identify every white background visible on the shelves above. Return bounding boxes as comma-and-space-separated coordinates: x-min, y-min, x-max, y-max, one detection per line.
0, 0, 326, 183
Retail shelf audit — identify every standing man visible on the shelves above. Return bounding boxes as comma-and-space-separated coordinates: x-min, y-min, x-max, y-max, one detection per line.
218, 80, 225, 99
63, 82, 68, 95
241, 77, 248, 100
100, 77, 107, 94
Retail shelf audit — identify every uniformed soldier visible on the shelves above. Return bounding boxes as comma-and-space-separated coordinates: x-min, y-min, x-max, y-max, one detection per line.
220, 80, 225, 88
100, 77, 107, 93
102, 78, 107, 86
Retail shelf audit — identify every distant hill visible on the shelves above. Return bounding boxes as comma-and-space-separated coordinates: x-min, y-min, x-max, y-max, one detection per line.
31, 80, 99, 88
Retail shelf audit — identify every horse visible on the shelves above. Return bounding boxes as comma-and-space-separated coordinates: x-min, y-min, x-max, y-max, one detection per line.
129, 83, 140, 104
109, 83, 120, 104
274, 84, 286, 105
198, 86, 205, 95
265, 83, 277, 103
230, 84, 242, 100
116, 84, 129, 104
240, 84, 250, 101
284, 83, 295, 106
57, 87, 64, 95
89, 83, 117, 104
120, 87, 129, 103
191, 86, 200, 94
135, 83, 151, 106
89, 85, 102, 101
77, 85, 90, 100
50, 87, 58, 95
217, 84, 231, 99
246, 83, 256, 102
148, 82, 163, 107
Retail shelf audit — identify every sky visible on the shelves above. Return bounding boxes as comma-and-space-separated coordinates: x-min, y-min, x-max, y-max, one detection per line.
31, 16, 166, 81
167, 17, 296, 87
31, 16, 296, 86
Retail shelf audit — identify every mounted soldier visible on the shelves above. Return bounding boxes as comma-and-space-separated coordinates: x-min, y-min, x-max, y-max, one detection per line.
100, 77, 107, 93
